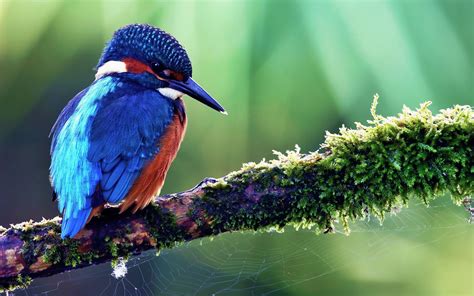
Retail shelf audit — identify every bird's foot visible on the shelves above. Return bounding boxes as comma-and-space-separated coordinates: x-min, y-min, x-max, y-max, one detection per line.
166, 177, 219, 199
191, 177, 219, 191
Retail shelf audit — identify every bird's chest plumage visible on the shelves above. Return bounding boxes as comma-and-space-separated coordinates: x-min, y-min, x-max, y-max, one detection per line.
119, 98, 187, 213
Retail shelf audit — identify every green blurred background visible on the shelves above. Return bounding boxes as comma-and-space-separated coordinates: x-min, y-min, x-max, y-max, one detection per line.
0, 0, 472, 295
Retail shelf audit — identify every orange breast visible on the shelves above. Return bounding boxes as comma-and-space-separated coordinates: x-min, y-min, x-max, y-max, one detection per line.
119, 99, 187, 213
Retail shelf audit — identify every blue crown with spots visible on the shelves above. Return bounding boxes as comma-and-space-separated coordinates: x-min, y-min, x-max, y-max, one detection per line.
97, 24, 192, 78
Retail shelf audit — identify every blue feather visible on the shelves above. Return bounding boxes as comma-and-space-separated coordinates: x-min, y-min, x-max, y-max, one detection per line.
50, 88, 89, 153
50, 77, 117, 238
103, 169, 140, 203
102, 156, 122, 172
101, 161, 127, 191
61, 208, 92, 239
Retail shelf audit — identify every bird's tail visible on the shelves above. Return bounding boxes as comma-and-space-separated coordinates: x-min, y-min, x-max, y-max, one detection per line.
61, 208, 92, 239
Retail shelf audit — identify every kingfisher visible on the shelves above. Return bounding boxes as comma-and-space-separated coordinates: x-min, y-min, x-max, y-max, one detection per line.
49, 24, 225, 239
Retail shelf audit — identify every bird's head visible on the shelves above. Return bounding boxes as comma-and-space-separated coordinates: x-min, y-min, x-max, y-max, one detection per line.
96, 24, 226, 114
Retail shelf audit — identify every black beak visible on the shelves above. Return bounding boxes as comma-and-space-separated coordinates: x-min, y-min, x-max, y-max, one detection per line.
168, 78, 226, 114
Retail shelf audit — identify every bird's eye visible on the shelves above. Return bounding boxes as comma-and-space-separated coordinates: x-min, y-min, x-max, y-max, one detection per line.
150, 62, 184, 81
151, 62, 165, 74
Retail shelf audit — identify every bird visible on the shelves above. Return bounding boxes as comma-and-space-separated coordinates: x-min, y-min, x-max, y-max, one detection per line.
49, 24, 226, 239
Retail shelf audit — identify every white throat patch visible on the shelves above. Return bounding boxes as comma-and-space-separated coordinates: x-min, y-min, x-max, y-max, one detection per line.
95, 61, 127, 80
158, 87, 184, 100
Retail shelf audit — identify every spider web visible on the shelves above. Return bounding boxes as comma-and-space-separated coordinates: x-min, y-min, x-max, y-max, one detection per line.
8, 196, 473, 296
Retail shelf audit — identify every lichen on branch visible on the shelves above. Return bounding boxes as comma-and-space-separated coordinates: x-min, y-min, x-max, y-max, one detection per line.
1, 101, 472, 292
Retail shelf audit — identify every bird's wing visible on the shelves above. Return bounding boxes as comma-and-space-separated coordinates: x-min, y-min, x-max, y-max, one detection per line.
87, 89, 175, 206
50, 77, 120, 238
49, 88, 89, 155
52, 79, 175, 238
50, 88, 89, 204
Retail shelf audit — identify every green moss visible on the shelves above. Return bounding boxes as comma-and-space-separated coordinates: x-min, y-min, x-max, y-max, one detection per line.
143, 203, 187, 249
15, 275, 31, 290
106, 240, 119, 258
41, 238, 99, 268
43, 244, 62, 265
62, 240, 82, 267
17, 218, 61, 266
191, 102, 473, 235
0, 275, 32, 293
207, 178, 231, 190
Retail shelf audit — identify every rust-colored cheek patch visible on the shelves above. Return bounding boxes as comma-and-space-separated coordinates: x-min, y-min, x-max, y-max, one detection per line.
122, 58, 154, 74
164, 69, 184, 81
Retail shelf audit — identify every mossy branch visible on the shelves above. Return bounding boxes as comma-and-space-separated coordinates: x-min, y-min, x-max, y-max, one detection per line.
1, 102, 472, 292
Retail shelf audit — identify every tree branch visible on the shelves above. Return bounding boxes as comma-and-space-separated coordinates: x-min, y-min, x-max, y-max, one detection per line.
1, 102, 472, 292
